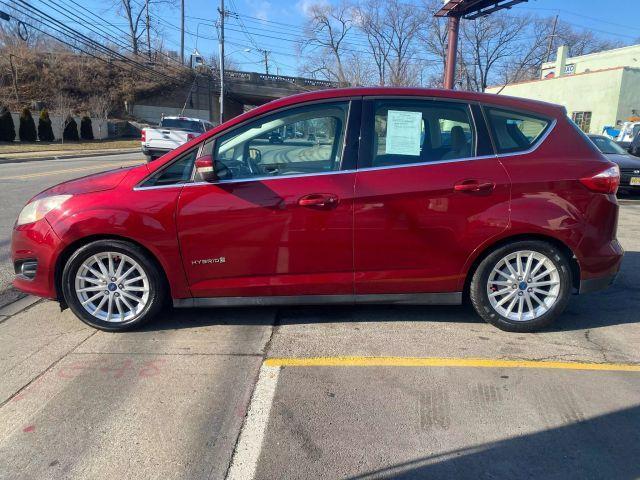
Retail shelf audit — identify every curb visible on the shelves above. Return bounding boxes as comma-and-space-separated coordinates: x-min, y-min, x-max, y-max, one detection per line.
0, 148, 141, 165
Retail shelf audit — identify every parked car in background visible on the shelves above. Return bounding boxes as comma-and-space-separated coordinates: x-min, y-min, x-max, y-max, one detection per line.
141, 116, 214, 161
268, 131, 284, 144
589, 134, 640, 194
616, 121, 640, 150
628, 130, 640, 158
12, 88, 623, 333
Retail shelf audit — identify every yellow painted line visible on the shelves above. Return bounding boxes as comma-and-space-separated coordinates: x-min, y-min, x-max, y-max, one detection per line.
0, 161, 142, 180
264, 356, 640, 372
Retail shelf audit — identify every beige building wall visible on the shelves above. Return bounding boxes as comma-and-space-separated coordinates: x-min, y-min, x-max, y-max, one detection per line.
616, 68, 640, 123
486, 68, 625, 134
541, 44, 640, 78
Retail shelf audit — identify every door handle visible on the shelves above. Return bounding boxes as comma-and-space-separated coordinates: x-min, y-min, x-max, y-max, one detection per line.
454, 180, 495, 193
298, 193, 339, 209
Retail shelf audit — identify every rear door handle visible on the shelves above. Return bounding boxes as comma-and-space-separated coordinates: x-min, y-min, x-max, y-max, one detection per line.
454, 180, 495, 193
298, 193, 339, 209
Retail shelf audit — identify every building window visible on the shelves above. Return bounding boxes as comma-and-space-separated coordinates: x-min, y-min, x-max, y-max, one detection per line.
572, 112, 592, 132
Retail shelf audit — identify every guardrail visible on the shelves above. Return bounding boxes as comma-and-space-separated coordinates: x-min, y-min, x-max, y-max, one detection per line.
224, 70, 337, 88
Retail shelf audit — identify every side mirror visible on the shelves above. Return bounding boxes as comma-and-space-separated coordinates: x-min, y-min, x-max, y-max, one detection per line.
194, 155, 217, 182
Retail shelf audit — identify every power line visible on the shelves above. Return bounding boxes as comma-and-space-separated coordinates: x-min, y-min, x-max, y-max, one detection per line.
5, 0, 185, 85
15, 0, 181, 83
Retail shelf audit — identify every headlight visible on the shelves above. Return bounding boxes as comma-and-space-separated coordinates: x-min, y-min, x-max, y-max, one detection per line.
16, 195, 72, 226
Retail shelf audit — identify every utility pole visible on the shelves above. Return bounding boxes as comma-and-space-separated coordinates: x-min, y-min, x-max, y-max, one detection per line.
261, 49, 270, 75
545, 15, 559, 63
145, 0, 151, 61
180, 0, 185, 64
218, 0, 225, 124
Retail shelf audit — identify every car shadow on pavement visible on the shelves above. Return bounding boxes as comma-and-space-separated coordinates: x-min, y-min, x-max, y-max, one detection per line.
556, 250, 640, 331
345, 404, 640, 480
139, 251, 639, 333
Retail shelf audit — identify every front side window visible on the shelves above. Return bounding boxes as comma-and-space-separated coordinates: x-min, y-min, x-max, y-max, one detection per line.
486, 108, 551, 154
368, 100, 476, 168
213, 102, 349, 181
140, 148, 198, 187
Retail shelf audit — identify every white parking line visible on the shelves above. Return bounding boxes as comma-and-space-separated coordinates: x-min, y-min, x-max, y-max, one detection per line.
226, 364, 281, 480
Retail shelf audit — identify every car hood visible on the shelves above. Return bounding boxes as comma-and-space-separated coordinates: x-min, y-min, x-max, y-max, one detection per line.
33, 165, 143, 200
605, 153, 640, 169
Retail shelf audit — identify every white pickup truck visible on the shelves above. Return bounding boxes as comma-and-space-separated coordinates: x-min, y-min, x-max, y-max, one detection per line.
141, 116, 215, 161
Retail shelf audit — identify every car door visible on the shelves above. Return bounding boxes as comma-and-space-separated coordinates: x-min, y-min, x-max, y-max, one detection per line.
176, 99, 360, 298
354, 97, 510, 296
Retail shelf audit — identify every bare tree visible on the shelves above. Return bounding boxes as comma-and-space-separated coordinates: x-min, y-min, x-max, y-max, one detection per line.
50, 92, 73, 143
300, 1, 355, 86
111, 0, 175, 56
88, 95, 113, 139
456, 14, 531, 92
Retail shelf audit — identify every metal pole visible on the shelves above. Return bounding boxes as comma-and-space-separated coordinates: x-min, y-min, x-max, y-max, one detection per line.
443, 15, 460, 90
545, 15, 559, 63
263, 50, 269, 75
218, 0, 225, 124
145, 0, 151, 61
180, 0, 185, 64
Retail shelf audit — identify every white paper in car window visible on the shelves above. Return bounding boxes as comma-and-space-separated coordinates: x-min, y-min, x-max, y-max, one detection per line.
386, 110, 422, 156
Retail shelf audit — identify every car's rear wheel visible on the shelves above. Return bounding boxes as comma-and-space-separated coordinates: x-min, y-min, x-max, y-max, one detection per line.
470, 240, 572, 332
62, 240, 165, 331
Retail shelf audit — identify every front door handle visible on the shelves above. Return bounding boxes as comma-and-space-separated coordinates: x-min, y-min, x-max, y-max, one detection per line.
454, 180, 495, 193
298, 193, 339, 209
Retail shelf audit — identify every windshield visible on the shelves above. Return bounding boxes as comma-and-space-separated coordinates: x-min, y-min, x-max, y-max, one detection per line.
159, 118, 204, 132
590, 136, 627, 155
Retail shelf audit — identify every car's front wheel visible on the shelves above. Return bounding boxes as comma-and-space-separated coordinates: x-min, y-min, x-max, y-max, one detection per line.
62, 240, 166, 331
470, 240, 572, 332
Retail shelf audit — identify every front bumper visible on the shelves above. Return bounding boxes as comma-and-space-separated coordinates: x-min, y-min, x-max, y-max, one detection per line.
12, 219, 65, 299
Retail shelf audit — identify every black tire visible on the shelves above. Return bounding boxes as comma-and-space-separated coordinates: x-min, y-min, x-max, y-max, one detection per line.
469, 240, 572, 332
62, 240, 166, 331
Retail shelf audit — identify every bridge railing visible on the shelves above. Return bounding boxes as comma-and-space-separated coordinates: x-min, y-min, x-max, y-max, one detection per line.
225, 70, 337, 88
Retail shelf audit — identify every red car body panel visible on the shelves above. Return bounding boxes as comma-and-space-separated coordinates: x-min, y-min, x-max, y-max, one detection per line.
354, 157, 511, 294
176, 173, 355, 297
11, 87, 623, 305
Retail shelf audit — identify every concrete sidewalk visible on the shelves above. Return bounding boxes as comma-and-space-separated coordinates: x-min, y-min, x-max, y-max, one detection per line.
0, 148, 140, 165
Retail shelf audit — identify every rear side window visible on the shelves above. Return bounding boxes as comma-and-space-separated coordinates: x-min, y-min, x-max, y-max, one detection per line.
368, 99, 476, 168
485, 108, 551, 154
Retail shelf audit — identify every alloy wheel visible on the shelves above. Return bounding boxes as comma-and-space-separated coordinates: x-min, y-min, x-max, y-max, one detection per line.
486, 250, 561, 322
74, 252, 150, 323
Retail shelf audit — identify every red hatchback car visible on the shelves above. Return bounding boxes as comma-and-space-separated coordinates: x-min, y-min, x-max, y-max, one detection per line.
12, 88, 623, 332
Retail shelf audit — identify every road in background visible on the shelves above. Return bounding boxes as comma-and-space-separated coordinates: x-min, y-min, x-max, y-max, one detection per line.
0, 153, 144, 296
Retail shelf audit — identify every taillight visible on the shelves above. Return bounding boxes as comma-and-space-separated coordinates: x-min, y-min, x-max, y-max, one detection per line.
579, 164, 620, 194
141, 129, 146, 142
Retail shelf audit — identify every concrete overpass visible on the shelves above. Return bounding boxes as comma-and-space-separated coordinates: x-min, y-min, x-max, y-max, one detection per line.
131, 70, 338, 124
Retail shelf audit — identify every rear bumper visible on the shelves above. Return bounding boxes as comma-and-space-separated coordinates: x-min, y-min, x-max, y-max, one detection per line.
141, 146, 171, 158
11, 219, 64, 299
579, 274, 618, 294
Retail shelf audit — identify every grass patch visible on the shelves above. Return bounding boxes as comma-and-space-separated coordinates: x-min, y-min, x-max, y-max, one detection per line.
0, 139, 139, 154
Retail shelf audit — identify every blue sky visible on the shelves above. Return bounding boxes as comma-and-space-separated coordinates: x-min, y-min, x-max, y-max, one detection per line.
82, 0, 640, 77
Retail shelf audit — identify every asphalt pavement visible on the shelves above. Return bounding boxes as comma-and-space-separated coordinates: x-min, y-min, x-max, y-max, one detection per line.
0, 151, 639, 479
0, 153, 145, 300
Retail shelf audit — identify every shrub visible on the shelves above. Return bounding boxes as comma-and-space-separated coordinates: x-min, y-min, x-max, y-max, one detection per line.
38, 109, 55, 142
80, 116, 94, 140
0, 106, 16, 142
63, 115, 79, 141
19, 107, 37, 142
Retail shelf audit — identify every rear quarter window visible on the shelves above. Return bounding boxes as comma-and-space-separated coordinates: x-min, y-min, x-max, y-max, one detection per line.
485, 108, 551, 154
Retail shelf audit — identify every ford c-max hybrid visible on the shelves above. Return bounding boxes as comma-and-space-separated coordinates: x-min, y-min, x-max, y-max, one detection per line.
12, 88, 623, 332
